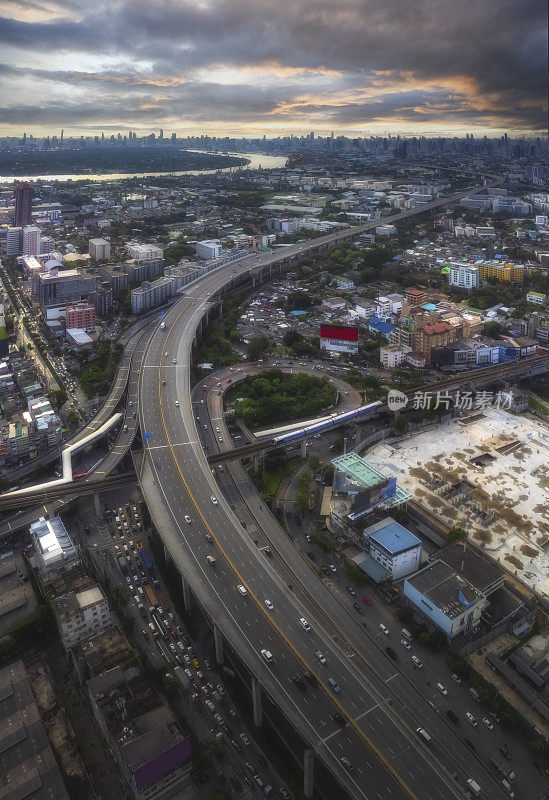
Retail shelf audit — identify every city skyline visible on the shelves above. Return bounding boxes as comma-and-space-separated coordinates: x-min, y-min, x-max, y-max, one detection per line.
0, 0, 546, 138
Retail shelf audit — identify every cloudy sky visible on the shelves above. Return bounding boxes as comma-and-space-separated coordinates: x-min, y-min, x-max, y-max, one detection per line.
0, 0, 546, 137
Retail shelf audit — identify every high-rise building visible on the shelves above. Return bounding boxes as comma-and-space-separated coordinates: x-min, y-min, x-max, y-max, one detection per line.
14, 182, 33, 227
6, 226, 23, 256
22, 225, 41, 256
89, 238, 111, 261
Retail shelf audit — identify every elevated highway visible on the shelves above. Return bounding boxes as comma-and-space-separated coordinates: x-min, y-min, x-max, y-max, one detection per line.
0, 322, 151, 534
138, 179, 512, 799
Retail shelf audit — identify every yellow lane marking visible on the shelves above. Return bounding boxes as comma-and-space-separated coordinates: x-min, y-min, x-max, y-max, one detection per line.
152, 308, 420, 800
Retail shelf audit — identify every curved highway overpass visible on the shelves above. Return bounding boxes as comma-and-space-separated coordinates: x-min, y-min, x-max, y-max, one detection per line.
138, 180, 512, 800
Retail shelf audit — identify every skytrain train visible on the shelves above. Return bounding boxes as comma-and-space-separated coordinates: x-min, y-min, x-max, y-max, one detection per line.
271, 401, 383, 445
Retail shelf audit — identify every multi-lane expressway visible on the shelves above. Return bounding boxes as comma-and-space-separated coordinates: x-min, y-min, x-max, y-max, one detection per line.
138, 181, 516, 800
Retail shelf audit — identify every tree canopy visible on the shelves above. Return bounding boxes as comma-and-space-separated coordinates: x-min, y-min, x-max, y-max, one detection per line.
232, 368, 336, 426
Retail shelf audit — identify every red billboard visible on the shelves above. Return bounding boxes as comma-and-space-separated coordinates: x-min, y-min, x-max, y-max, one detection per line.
320, 325, 359, 342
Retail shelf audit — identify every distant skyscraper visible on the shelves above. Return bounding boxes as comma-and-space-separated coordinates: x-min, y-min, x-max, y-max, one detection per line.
14, 182, 33, 227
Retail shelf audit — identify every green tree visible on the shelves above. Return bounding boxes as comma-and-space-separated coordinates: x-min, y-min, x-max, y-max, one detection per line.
482, 321, 505, 338
66, 410, 79, 429
49, 388, 68, 407
446, 526, 467, 544
247, 335, 270, 361
390, 415, 408, 435
33, 462, 48, 478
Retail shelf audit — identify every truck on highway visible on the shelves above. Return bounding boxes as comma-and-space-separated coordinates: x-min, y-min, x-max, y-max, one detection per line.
416, 728, 432, 745
173, 666, 190, 690
140, 549, 154, 576
466, 778, 482, 796
145, 585, 158, 608
491, 752, 515, 782
151, 613, 166, 638
117, 555, 128, 575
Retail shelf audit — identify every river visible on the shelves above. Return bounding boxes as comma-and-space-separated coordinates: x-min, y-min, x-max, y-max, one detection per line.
0, 151, 288, 184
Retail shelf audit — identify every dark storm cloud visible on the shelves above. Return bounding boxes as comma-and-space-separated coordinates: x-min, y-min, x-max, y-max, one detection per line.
0, 0, 546, 132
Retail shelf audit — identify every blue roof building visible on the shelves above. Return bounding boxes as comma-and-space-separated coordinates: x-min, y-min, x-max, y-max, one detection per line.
356, 518, 423, 582
368, 316, 394, 339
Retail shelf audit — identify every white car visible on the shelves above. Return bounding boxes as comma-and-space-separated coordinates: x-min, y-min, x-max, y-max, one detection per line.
379, 624, 390, 636
184, 515, 192, 524
328, 564, 336, 573
482, 717, 494, 730
175, 400, 179, 407
237, 584, 247, 596
401, 639, 411, 649
411, 655, 423, 669
172, 358, 177, 364
436, 683, 447, 696
466, 712, 477, 727
264, 599, 274, 610
299, 617, 311, 631
211, 495, 218, 505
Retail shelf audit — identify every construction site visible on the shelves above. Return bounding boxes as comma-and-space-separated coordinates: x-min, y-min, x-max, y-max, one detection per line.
364, 407, 549, 599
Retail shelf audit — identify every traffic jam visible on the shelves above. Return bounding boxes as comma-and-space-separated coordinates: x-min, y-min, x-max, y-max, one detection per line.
105, 501, 290, 798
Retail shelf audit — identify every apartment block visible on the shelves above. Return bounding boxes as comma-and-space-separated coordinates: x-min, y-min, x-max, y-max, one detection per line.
196, 239, 222, 260
448, 262, 479, 291
65, 301, 95, 330
130, 276, 177, 313
89, 238, 111, 261
52, 586, 112, 652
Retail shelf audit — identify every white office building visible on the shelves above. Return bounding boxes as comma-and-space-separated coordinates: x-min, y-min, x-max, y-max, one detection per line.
196, 239, 222, 260
380, 345, 410, 369
89, 238, 111, 261
363, 518, 422, 580
29, 515, 78, 577
127, 243, 164, 261
448, 262, 480, 291
404, 560, 487, 640
22, 225, 41, 256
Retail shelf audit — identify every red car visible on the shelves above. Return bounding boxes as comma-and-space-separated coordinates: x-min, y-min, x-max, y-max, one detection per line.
363, 596, 373, 606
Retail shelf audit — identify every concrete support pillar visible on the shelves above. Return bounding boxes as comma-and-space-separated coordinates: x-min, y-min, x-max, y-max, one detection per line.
300, 439, 307, 459
253, 453, 260, 473
303, 749, 315, 799
181, 576, 192, 616
213, 624, 224, 665
45, 502, 55, 519
93, 492, 101, 517
251, 677, 262, 728
164, 543, 172, 566
218, 303, 223, 319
